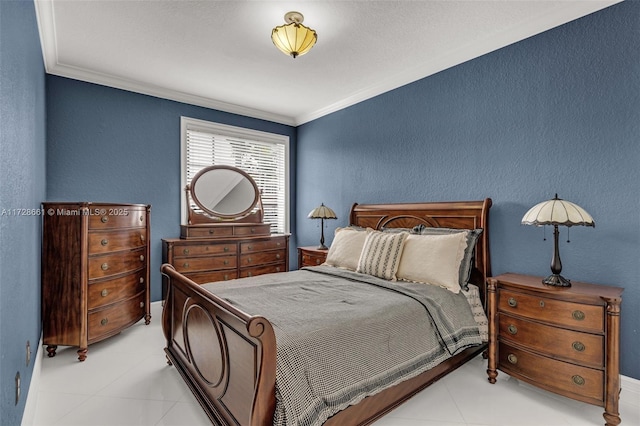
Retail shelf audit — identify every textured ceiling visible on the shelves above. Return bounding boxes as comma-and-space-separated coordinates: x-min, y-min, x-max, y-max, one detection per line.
35, 1, 620, 126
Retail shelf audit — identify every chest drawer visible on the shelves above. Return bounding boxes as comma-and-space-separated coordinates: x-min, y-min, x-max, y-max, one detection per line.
498, 342, 604, 402
88, 229, 147, 254
498, 314, 604, 368
88, 247, 146, 279
241, 237, 287, 253
88, 208, 147, 230
174, 255, 237, 273
173, 243, 236, 258
498, 289, 604, 333
183, 270, 238, 284
240, 263, 285, 278
88, 292, 146, 341
240, 250, 286, 267
88, 273, 147, 310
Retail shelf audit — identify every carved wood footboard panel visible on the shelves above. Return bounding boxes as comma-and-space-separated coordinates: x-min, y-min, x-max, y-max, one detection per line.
162, 264, 276, 425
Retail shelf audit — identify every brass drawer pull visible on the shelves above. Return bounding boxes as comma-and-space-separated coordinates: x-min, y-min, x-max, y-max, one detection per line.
101, 289, 108, 297
223, 260, 229, 265
572, 310, 585, 321
247, 272, 253, 277
139, 302, 144, 308
507, 354, 518, 364
100, 318, 108, 326
508, 325, 518, 335
276, 267, 281, 272
140, 234, 145, 242
316, 259, 321, 265
251, 228, 256, 233
508, 297, 517, 307
139, 215, 144, 222
209, 229, 215, 234
101, 263, 108, 271
183, 249, 190, 255
139, 255, 145, 262
277, 242, 281, 246
572, 341, 586, 352
101, 239, 108, 246
183, 262, 189, 268
139, 277, 144, 283
101, 216, 108, 223
539, 300, 545, 307
224, 247, 229, 252
572, 375, 585, 386
247, 245, 252, 250
276, 253, 281, 259
224, 274, 229, 280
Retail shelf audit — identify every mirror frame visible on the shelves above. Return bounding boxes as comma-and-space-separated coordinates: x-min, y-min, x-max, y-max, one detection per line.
188, 165, 261, 221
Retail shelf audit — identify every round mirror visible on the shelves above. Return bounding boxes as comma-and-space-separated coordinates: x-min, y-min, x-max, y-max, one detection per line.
190, 166, 260, 219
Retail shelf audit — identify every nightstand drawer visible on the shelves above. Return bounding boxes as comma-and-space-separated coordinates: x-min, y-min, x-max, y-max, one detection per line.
498, 314, 604, 368
498, 289, 604, 333
301, 252, 326, 266
498, 342, 604, 403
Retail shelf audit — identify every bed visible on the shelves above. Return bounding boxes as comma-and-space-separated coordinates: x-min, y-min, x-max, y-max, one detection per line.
161, 199, 492, 425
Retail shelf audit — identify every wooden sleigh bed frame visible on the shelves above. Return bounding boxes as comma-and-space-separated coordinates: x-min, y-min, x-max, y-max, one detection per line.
161, 199, 492, 425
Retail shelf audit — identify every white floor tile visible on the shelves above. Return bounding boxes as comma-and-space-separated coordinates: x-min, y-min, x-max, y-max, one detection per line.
155, 402, 212, 426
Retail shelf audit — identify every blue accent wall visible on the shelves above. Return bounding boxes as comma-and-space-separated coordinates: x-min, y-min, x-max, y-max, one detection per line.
297, 1, 639, 379
46, 77, 297, 302
0, 0, 47, 424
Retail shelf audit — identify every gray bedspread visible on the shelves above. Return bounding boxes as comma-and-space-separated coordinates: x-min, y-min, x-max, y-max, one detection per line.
205, 265, 482, 426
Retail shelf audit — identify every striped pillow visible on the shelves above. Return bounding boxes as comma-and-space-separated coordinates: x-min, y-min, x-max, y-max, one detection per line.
357, 231, 408, 281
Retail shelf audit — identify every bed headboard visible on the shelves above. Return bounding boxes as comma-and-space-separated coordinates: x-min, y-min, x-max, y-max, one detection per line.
349, 199, 492, 302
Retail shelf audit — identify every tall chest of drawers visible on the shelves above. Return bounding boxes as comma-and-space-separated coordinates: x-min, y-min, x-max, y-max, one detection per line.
42, 202, 151, 361
487, 273, 623, 426
162, 234, 289, 297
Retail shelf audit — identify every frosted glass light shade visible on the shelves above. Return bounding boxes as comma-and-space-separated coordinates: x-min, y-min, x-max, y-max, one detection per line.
271, 12, 317, 58
521, 194, 594, 227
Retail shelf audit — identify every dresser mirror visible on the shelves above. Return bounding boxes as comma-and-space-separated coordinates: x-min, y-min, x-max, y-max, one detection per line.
185, 165, 264, 226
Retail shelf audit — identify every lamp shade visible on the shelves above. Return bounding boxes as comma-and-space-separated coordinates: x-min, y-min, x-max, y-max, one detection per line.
521, 194, 594, 227
271, 11, 317, 58
308, 203, 337, 220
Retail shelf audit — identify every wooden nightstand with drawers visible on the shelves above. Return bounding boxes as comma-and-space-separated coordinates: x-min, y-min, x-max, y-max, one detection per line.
298, 246, 328, 268
487, 273, 623, 426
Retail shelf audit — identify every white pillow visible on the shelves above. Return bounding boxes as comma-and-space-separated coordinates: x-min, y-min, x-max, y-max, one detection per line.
356, 230, 408, 281
396, 233, 468, 293
324, 227, 370, 271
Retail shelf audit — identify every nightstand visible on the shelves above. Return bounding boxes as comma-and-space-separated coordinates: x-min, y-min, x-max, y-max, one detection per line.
487, 273, 623, 426
298, 246, 328, 268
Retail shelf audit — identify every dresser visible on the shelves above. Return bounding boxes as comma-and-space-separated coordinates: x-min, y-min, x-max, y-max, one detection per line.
298, 246, 328, 268
42, 202, 151, 361
487, 273, 623, 426
162, 234, 289, 296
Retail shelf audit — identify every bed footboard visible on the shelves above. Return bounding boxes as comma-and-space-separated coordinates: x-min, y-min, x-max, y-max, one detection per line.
161, 264, 276, 425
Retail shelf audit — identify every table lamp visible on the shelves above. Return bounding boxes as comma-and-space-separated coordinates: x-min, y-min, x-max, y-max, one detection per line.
521, 194, 594, 287
307, 203, 337, 250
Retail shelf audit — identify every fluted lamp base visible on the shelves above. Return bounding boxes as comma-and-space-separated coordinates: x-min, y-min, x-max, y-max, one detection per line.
543, 274, 571, 287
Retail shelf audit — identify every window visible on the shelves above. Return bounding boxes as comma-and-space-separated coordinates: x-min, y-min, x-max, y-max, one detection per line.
181, 117, 289, 234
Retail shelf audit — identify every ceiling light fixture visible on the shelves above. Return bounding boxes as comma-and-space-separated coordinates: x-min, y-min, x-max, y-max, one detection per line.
271, 11, 317, 58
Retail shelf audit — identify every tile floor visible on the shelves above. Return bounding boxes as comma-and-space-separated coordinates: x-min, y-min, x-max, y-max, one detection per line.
30, 302, 639, 426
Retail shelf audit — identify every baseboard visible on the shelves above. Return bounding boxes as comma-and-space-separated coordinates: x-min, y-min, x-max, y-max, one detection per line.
621, 374, 640, 408
21, 334, 43, 425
